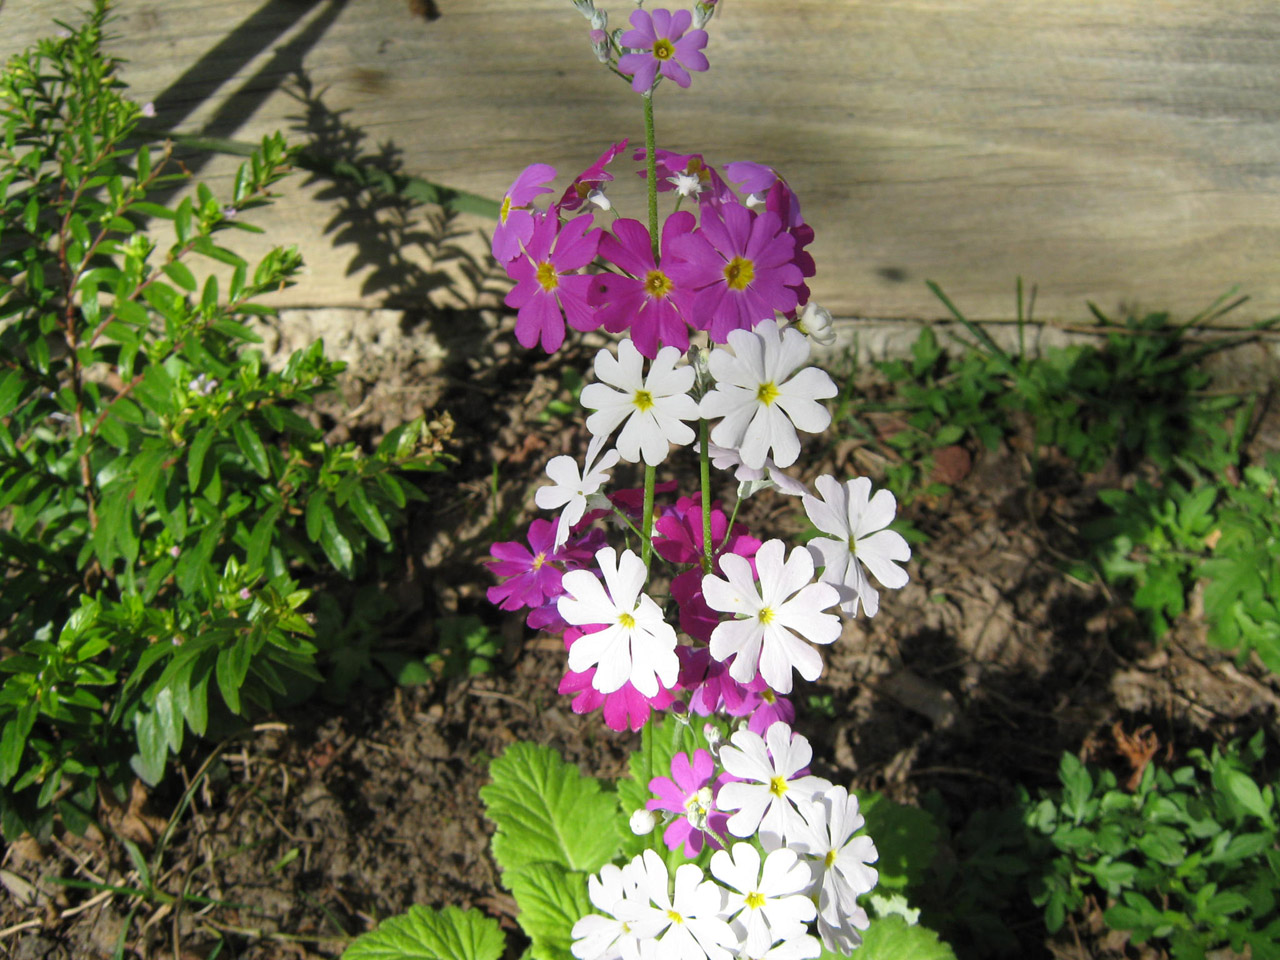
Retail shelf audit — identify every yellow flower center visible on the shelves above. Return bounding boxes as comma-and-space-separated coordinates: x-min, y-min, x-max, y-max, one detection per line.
723, 256, 755, 290
536, 261, 559, 292
499, 196, 512, 223
847, 535, 858, 555
619, 612, 637, 629
745, 891, 766, 911
687, 158, 712, 183
758, 606, 776, 625
666, 909, 684, 925
825, 849, 838, 869
761, 688, 776, 704
653, 38, 675, 61
531, 552, 545, 571
769, 776, 789, 798
756, 381, 780, 406
633, 389, 655, 412
644, 270, 673, 298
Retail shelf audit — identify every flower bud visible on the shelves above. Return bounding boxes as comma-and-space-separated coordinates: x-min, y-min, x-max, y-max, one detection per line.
572, 0, 595, 19
796, 301, 837, 346
593, 29, 612, 62
629, 809, 657, 835
693, 1, 718, 29
590, 7, 607, 31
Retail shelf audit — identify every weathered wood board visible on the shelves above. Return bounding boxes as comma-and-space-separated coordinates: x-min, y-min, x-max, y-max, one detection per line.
4, 0, 1280, 324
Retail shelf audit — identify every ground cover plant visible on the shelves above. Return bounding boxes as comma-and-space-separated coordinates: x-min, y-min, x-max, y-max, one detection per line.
0, 3, 442, 842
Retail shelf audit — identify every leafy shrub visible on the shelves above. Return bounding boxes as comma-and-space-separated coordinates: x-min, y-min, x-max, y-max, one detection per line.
1025, 737, 1280, 958
0, 3, 442, 838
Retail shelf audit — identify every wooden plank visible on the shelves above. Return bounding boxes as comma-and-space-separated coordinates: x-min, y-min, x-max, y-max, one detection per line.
5, 0, 1280, 322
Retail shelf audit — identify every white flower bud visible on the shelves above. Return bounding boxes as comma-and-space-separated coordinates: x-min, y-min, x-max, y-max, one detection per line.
797, 301, 837, 346
572, 0, 595, 19
590, 7, 608, 31
629, 809, 657, 835
693, 2, 717, 29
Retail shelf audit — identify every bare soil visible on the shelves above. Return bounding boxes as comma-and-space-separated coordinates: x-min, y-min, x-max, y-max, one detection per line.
2, 305, 1278, 960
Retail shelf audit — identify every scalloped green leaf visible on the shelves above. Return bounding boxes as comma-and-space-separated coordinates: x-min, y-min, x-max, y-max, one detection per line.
505, 861, 591, 960
342, 905, 504, 960
818, 915, 957, 960
480, 742, 619, 875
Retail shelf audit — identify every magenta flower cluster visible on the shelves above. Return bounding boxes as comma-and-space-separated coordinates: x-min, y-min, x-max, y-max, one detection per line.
490, 145, 816, 360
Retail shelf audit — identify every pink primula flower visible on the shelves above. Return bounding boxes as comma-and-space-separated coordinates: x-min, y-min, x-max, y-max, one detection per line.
559, 627, 675, 731
677, 646, 761, 718
647, 749, 731, 857
558, 138, 629, 214
485, 518, 567, 611
492, 163, 556, 263
504, 212, 600, 353
667, 202, 802, 342
589, 212, 697, 358
618, 8, 709, 94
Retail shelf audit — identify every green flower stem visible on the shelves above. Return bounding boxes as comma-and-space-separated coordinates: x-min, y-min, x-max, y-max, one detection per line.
699, 419, 713, 573
643, 92, 660, 263
609, 503, 645, 541
641, 464, 657, 566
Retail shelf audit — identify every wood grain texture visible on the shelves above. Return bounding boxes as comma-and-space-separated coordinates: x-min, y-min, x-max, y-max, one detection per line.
4, 0, 1280, 321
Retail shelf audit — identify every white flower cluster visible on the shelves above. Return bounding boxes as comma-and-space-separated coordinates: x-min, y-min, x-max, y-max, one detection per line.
536, 318, 911, 699
572, 722, 879, 960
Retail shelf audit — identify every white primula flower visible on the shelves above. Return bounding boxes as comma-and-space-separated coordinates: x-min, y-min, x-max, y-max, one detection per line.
790, 787, 878, 946
709, 843, 815, 957
802, 475, 911, 618
558, 547, 679, 696
708, 443, 808, 497
628, 850, 737, 960
581, 339, 700, 466
715, 722, 831, 846
795, 302, 836, 346
702, 538, 841, 695
699, 319, 837, 470
536, 434, 620, 548
572, 860, 660, 960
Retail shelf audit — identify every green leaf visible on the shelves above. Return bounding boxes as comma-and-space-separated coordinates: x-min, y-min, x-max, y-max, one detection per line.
480, 743, 619, 874
162, 261, 197, 292
0, 701, 37, 786
320, 507, 355, 576
859, 793, 940, 893
232, 419, 270, 478
838, 915, 958, 960
1214, 766, 1274, 825
341, 905, 505, 960
504, 862, 591, 960
188, 425, 215, 490
131, 707, 168, 786
349, 484, 392, 543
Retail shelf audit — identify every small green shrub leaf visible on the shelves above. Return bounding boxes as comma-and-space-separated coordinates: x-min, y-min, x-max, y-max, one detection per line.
232, 419, 270, 478
341, 905, 504, 960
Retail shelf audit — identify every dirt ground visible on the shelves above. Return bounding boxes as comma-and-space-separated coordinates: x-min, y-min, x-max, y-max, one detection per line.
2, 298, 1279, 960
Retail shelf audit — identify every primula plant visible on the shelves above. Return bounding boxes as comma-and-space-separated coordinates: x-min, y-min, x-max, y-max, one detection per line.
0, 4, 442, 839
345, 3, 941, 960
